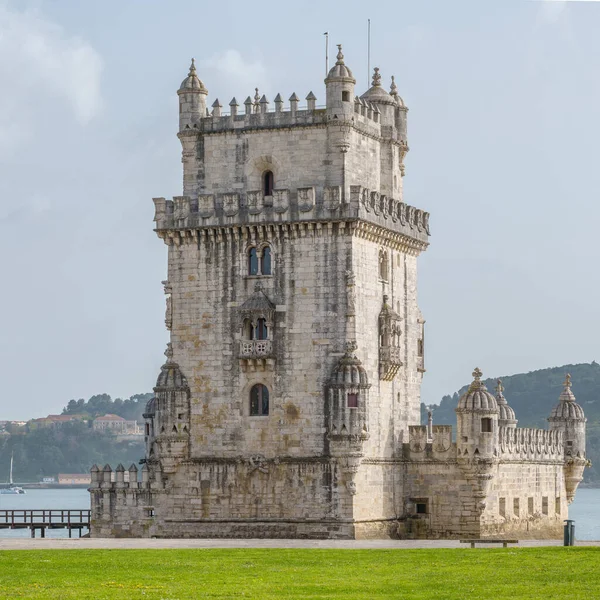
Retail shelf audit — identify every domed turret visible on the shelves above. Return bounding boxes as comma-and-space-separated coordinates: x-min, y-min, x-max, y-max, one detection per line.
327, 342, 370, 445
389, 75, 408, 142
495, 379, 517, 428
325, 44, 356, 123
456, 368, 499, 460
145, 344, 191, 472
549, 374, 588, 503
177, 58, 208, 131
549, 374, 586, 458
360, 68, 398, 127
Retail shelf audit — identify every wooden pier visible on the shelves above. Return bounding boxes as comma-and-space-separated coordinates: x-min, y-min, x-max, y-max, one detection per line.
0, 509, 90, 538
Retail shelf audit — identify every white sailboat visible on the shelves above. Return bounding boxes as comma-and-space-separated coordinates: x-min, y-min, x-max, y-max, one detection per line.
0, 452, 25, 495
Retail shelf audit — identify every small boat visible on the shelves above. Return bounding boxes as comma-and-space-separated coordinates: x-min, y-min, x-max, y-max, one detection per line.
0, 452, 25, 495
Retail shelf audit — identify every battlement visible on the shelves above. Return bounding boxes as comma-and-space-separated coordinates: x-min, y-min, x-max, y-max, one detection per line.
179, 90, 397, 141
499, 427, 564, 461
153, 185, 429, 248
406, 425, 454, 460
89, 463, 162, 491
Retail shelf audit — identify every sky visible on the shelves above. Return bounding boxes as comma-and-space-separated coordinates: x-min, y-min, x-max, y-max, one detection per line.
1, 0, 599, 419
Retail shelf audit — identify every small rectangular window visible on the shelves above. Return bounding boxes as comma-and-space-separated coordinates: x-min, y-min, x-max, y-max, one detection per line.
528, 497, 534, 516
542, 497, 548, 515
144, 424, 150, 436
513, 498, 520, 516
555, 497, 561, 515
347, 393, 358, 408
481, 418, 492, 433
342, 91, 350, 102
499, 498, 506, 518
416, 502, 428, 514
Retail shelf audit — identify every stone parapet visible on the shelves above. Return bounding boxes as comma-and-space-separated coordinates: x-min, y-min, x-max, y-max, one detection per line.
498, 427, 564, 461
406, 425, 454, 461
153, 186, 429, 248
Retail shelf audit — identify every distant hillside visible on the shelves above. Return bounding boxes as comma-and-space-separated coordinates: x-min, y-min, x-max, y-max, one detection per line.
423, 362, 600, 483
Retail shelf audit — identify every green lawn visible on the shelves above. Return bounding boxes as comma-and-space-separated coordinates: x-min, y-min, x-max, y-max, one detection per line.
0, 548, 598, 599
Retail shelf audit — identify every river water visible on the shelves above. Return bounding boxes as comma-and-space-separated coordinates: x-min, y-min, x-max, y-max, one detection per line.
0, 488, 598, 540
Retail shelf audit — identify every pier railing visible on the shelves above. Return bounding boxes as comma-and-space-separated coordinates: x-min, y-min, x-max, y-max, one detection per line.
0, 509, 90, 538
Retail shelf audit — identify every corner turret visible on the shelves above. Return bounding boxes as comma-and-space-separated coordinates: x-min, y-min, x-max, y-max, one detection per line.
177, 58, 208, 131
549, 374, 588, 503
456, 368, 499, 461
325, 44, 356, 122
495, 379, 517, 428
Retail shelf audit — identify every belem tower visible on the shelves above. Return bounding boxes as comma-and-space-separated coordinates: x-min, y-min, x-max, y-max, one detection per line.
90, 47, 588, 539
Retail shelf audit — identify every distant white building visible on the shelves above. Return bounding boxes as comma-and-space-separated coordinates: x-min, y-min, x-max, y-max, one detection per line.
93, 414, 139, 434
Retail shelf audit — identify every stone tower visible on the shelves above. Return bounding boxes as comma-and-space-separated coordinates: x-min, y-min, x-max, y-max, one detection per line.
90, 48, 585, 540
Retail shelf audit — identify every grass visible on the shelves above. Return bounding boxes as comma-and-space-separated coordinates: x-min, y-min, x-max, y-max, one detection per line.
0, 548, 598, 599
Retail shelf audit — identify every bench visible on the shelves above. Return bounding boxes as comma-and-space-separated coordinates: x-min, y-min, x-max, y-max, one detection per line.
460, 539, 519, 548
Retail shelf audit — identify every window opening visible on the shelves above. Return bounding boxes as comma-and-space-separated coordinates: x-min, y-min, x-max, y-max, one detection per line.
256, 318, 268, 341
499, 498, 506, 517
513, 498, 520, 516
416, 501, 428, 514
528, 497, 534, 515
263, 170, 274, 196
248, 248, 258, 275
145, 424, 150, 436
261, 246, 272, 275
542, 497, 548, 515
342, 91, 350, 102
481, 418, 492, 433
250, 384, 269, 416
347, 393, 358, 408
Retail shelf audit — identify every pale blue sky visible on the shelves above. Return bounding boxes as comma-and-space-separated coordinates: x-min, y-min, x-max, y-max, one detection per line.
1, 0, 598, 419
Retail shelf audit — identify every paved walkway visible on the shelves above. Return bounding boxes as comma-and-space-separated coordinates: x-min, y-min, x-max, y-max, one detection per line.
0, 538, 598, 550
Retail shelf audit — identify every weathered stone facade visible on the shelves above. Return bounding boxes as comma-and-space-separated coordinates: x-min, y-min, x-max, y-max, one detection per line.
90, 49, 587, 539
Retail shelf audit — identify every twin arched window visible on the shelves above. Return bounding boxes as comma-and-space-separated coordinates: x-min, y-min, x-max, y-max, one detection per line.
244, 318, 268, 340
248, 245, 272, 276
250, 384, 269, 416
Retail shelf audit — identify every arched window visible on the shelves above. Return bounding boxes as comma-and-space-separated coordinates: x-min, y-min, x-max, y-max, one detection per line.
260, 246, 272, 275
250, 384, 269, 416
248, 247, 258, 275
263, 171, 274, 196
256, 318, 268, 340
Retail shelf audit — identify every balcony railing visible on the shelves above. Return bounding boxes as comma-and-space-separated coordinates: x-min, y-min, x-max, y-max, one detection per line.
239, 339, 274, 360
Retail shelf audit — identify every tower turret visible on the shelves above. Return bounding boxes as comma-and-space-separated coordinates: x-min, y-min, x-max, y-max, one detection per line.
360, 67, 397, 128
325, 44, 356, 122
177, 58, 208, 131
549, 374, 588, 503
495, 379, 517, 428
455, 368, 499, 461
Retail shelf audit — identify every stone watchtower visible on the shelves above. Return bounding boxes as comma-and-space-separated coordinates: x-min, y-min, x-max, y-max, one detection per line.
90, 47, 430, 539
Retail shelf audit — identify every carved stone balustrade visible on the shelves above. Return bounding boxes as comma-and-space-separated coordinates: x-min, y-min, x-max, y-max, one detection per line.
239, 340, 275, 372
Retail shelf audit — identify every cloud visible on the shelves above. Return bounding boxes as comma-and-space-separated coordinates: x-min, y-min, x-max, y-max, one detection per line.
0, 4, 103, 154
199, 49, 269, 102
536, 0, 568, 24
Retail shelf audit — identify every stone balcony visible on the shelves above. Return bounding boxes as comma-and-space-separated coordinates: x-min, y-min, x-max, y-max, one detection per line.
239, 340, 275, 372
379, 346, 403, 381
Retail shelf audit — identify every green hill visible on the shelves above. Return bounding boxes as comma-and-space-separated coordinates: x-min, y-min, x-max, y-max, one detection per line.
422, 362, 600, 483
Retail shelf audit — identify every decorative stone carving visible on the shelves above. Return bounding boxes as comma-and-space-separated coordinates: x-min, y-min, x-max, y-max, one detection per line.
379, 295, 402, 380
371, 191, 380, 215
222, 193, 239, 217
345, 269, 356, 317
297, 187, 315, 212
198, 194, 215, 218
246, 191, 262, 215
162, 280, 172, 331
272, 189, 289, 213
324, 186, 341, 211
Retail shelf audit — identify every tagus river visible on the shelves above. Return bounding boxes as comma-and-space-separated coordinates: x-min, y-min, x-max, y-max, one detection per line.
0, 488, 598, 539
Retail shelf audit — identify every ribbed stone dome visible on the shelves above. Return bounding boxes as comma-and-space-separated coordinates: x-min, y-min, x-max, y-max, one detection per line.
154, 344, 189, 391
495, 379, 517, 425
456, 368, 499, 413
549, 374, 586, 421
325, 45, 355, 82
143, 397, 157, 418
360, 68, 396, 105
330, 343, 370, 388
178, 59, 207, 93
